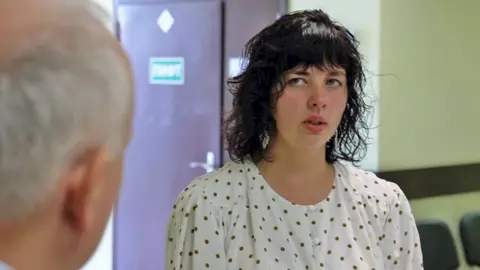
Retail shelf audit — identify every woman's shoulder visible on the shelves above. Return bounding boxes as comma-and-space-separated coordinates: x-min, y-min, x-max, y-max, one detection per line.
336, 162, 405, 202
172, 160, 252, 210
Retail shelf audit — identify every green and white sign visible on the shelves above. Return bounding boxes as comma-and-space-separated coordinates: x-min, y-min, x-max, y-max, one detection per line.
149, 57, 185, 85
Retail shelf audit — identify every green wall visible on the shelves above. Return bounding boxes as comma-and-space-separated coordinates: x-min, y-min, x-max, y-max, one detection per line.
379, 0, 480, 170
380, 1, 480, 268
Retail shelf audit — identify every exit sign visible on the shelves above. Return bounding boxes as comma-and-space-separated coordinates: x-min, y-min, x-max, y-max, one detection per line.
149, 57, 185, 85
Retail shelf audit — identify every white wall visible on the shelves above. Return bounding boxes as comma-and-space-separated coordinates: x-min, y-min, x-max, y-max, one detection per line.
289, 0, 381, 172
95, 0, 113, 16
81, 215, 114, 270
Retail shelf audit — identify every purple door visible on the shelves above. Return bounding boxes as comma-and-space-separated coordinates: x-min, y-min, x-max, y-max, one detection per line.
222, 0, 286, 163
115, 2, 222, 269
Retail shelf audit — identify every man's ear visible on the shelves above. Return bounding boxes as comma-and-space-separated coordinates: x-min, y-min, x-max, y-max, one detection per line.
61, 148, 109, 233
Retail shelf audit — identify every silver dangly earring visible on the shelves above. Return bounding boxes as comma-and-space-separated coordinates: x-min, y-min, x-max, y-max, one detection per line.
334, 132, 339, 151
262, 132, 270, 149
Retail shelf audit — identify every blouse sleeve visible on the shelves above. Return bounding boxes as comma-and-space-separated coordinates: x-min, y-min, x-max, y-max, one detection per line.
165, 186, 227, 270
380, 183, 424, 269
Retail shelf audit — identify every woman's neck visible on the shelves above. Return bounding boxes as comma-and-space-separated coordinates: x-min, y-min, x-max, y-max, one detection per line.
257, 139, 336, 205
259, 139, 332, 185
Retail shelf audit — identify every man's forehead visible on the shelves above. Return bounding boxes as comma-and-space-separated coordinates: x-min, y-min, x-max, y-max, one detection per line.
0, 0, 129, 74
0, 0, 57, 18
0, 1, 98, 60
0, 1, 60, 43
0, 14, 52, 63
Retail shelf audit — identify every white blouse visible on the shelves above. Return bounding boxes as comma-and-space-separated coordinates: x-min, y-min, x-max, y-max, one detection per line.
165, 160, 424, 270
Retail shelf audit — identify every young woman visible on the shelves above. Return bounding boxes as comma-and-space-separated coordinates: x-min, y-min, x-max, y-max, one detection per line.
166, 9, 423, 270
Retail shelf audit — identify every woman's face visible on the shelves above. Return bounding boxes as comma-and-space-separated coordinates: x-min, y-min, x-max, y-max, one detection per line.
272, 65, 348, 150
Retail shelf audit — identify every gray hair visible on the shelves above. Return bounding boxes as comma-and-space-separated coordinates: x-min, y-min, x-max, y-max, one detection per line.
0, 0, 133, 221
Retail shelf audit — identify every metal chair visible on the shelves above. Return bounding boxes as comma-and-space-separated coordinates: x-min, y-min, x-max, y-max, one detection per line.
416, 219, 459, 270
459, 211, 480, 266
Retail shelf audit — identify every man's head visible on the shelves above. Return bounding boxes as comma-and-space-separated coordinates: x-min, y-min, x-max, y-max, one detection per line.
0, 0, 133, 269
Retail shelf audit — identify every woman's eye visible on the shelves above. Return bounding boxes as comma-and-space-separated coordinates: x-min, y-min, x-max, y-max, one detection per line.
326, 78, 343, 87
287, 78, 307, 85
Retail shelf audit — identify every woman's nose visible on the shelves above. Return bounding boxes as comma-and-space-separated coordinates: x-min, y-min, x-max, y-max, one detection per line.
307, 87, 328, 109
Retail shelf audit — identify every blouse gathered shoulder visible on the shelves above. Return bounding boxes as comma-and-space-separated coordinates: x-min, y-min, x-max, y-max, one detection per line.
165, 160, 424, 270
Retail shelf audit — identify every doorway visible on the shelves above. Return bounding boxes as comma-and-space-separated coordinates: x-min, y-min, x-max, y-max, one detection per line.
114, 1, 285, 268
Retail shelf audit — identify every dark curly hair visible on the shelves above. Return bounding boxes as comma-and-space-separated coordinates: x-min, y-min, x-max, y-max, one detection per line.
224, 9, 371, 165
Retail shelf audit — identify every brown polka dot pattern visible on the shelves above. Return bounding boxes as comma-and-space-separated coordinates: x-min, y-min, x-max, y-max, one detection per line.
165, 161, 424, 269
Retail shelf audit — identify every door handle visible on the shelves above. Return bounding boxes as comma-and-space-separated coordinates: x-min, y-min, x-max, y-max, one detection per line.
189, 151, 216, 173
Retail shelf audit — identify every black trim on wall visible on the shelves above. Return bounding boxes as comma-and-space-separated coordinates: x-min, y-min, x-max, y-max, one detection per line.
377, 163, 480, 200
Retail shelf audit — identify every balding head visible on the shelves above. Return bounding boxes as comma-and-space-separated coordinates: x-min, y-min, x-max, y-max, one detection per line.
0, 1, 134, 267
0, 0, 116, 58
0, 0, 133, 268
